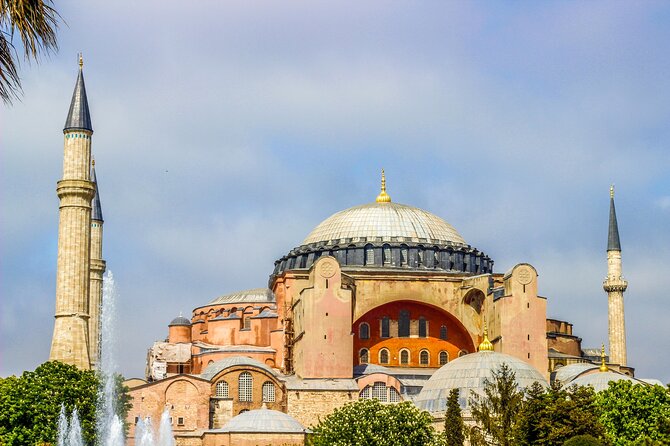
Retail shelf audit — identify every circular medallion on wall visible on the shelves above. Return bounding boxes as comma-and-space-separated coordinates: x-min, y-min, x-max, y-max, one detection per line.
320, 260, 336, 278
516, 265, 533, 285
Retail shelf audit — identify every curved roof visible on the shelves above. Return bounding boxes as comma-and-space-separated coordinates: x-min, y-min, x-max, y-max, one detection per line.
353, 364, 392, 376
200, 356, 276, 381
208, 288, 275, 306
302, 202, 467, 246
570, 371, 638, 392
169, 315, 191, 326
220, 407, 308, 433
415, 351, 547, 413
553, 363, 599, 384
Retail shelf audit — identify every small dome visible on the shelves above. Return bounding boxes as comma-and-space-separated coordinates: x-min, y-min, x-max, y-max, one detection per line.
570, 371, 639, 392
303, 202, 467, 246
169, 316, 191, 326
415, 351, 547, 413
220, 407, 308, 433
553, 362, 599, 384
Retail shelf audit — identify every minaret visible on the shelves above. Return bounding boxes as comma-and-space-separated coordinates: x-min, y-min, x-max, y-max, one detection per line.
88, 160, 106, 368
49, 55, 95, 369
603, 185, 628, 366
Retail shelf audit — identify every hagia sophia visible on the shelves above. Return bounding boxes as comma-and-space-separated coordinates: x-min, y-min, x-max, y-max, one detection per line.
49, 61, 661, 445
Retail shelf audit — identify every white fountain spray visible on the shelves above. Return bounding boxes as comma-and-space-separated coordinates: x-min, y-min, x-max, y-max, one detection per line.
67, 409, 84, 446
157, 408, 175, 446
57, 405, 69, 446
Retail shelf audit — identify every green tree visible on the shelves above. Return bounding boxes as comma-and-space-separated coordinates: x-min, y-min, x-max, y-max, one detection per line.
0, 361, 132, 445
309, 399, 436, 446
443, 388, 465, 446
563, 434, 603, 446
468, 363, 524, 446
516, 382, 607, 445
597, 380, 670, 446
0, 0, 61, 103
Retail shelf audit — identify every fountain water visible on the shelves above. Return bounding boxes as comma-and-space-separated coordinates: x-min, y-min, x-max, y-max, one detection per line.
57, 271, 175, 445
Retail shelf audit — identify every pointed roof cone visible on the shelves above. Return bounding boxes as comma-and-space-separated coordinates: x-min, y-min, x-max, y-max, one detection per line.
91, 161, 103, 222
64, 55, 93, 133
607, 185, 621, 251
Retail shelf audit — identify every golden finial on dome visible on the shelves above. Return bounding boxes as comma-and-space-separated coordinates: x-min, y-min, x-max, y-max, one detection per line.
478, 319, 494, 352
610, 184, 615, 199
376, 169, 392, 203
79, 53, 83, 69
599, 343, 609, 372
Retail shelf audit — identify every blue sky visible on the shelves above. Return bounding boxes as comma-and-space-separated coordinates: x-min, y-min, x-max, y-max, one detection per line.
2, 1, 669, 382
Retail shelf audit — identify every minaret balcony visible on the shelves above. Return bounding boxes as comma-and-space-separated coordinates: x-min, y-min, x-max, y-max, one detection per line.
603, 278, 628, 292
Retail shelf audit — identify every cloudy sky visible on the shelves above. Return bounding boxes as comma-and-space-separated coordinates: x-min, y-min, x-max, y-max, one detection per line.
2, 1, 669, 383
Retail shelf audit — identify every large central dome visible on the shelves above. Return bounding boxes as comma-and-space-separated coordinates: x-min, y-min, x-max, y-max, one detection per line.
302, 202, 467, 246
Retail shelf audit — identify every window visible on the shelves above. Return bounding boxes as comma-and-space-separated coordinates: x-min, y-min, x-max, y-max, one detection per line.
372, 382, 387, 402
215, 381, 229, 398
458, 350, 468, 357
439, 351, 448, 366
359, 323, 370, 340
400, 349, 409, 365
418, 317, 427, 338
365, 244, 374, 266
418, 250, 424, 266
381, 317, 390, 338
360, 386, 371, 399
389, 387, 401, 402
177, 417, 184, 426
238, 372, 252, 402
360, 348, 369, 364
420, 350, 429, 365
379, 348, 389, 364
398, 310, 410, 337
383, 245, 391, 265
262, 382, 275, 403
400, 246, 408, 266
243, 316, 251, 330
440, 325, 448, 340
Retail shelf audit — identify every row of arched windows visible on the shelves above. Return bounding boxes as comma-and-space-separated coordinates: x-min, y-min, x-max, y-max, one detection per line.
359, 381, 402, 403
359, 348, 451, 366
358, 319, 448, 340
214, 373, 276, 403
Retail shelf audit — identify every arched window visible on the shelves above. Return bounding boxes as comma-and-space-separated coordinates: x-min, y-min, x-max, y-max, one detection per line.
360, 348, 369, 364
381, 317, 390, 338
379, 348, 390, 364
419, 349, 430, 365
359, 323, 370, 340
238, 372, 252, 402
458, 350, 468, 357
433, 247, 440, 268
418, 317, 427, 338
383, 244, 391, 265
400, 245, 408, 266
440, 325, 448, 340
215, 381, 229, 398
417, 249, 424, 266
262, 382, 275, 403
239, 409, 249, 414
360, 386, 371, 399
439, 351, 449, 366
372, 382, 387, 402
389, 387, 401, 402
400, 349, 409, 365
398, 310, 410, 337
243, 316, 251, 330
365, 244, 375, 266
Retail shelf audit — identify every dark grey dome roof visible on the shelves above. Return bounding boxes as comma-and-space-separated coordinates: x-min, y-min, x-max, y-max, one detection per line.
169, 316, 191, 326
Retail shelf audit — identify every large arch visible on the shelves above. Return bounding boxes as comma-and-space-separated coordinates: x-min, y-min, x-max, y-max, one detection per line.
352, 300, 476, 368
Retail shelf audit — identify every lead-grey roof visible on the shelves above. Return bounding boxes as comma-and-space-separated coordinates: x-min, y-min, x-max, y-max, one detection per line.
283, 375, 359, 391
64, 68, 92, 132
200, 356, 276, 380
169, 315, 191, 326
91, 165, 103, 221
208, 288, 275, 305
552, 362, 598, 384
608, 195, 621, 251
218, 407, 308, 433
570, 371, 639, 392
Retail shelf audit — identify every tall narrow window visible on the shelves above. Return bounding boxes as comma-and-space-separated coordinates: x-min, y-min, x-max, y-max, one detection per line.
439, 351, 448, 366
418, 250, 424, 266
398, 310, 410, 337
440, 325, 448, 340
215, 381, 229, 398
262, 382, 275, 403
372, 382, 387, 402
400, 349, 409, 365
359, 323, 370, 340
418, 317, 427, 338
419, 350, 429, 365
243, 316, 251, 330
365, 244, 375, 266
381, 317, 390, 338
379, 348, 390, 364
389, 387, 401, 402
238, 372, 253, 402
360, 348, 369, 364
383, 245, 391, 265
400, 246, 408, 266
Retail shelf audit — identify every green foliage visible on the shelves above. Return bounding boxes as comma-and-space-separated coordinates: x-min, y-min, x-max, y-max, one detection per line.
443, 388, 465, 446
309, 398, 435, 446
515, 382, 607, 445
597, 381, 670, 446
563, 434, 603, 446
468, 363, 524, 446
0, 361, 132, 446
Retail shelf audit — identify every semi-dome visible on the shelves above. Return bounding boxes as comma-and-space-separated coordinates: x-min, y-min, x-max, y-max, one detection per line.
553, 362, 599, 384
207, 288, 275, 306
220, 406, 308, 433
570, 370, 639, 392
302, 202, 467, 246
415, 350, 547, 413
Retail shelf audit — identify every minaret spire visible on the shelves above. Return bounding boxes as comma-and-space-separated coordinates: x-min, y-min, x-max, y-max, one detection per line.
603, 186, 628, 366
64, 54, 92, 133
88, 160, 106, 368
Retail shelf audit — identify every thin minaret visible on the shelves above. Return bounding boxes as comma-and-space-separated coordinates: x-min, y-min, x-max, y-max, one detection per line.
49, 54, 95, 369
89, 159, 106, 368
603, 185, 628, 366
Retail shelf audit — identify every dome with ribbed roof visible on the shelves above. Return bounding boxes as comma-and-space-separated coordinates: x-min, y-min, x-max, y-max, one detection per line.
415, 350, 547, 413
168, 315, 191, 326
570, 370, 639, 392
220, 407, 308, 433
